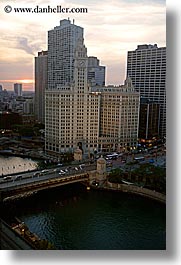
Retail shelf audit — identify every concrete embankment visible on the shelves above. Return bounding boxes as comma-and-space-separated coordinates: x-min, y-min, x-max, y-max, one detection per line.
100, 182, 166, 204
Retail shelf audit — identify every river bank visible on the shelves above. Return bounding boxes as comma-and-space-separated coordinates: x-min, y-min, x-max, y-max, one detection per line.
0, 156, 38, 176
91, 181, 166, 204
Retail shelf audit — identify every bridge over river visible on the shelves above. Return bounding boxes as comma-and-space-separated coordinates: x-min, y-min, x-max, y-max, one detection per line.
0, 165, 96, 202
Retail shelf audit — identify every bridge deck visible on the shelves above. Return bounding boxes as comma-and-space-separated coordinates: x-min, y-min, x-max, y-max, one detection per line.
0, 173, 90, 202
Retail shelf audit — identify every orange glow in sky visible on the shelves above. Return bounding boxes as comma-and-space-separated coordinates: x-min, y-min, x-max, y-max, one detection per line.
17, 79, 34, 84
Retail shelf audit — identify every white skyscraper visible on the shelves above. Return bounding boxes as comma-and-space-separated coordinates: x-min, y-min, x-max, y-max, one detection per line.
45, 19, 100, 155
47, 19, 83, 90
45, 19, 140, 157
127, 44, 166, 138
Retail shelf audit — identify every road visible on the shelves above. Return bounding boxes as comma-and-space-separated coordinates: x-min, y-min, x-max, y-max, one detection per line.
109, 151, 166, 171
0, 164, 96, 189
0, 149, 166, 188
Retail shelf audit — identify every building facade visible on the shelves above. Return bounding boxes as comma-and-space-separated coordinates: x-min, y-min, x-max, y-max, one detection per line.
47, 19, 83, 90
127, 44, 166, 139
23, 98, 34, 115
45, 19, 140, 157
45, 32, 100, 155
35, 50, 48, 124
92, 78, 140, 152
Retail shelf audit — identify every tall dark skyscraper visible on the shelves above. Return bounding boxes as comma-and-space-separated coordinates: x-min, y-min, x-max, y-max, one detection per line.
35, 50, 48, 124
127, 44, 166, 139
139, 98, 160, 142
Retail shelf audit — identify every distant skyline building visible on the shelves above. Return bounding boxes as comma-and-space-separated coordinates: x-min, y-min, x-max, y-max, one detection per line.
127, 44, 166, 139
45, 19, 140, 156
0, 84, 3, 92
23, 97, 34, 115
14, 83, 22, 97
35, 50, 48, 124
87, 56, 105, 86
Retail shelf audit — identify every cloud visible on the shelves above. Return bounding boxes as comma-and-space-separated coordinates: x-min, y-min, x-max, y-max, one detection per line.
16, 37, 42, 55
16, 37, 34, 55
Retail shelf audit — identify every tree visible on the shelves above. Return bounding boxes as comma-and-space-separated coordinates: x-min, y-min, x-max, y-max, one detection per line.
108, 168, 124, 183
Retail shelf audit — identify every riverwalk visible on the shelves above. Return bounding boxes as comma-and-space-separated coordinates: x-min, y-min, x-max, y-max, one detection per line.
94, 181, 166, 204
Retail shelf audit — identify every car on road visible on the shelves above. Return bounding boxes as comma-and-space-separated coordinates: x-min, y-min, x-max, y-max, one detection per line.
14, 175, 22, 181
3, 176, 12, 181
41, 169, 49, 173
33, 172, 40, 177
60, 170, 66, 174
59, 171, 65, 175
149, 159, 155, 163
40, 169, 50, 175
57, 163, 63, 167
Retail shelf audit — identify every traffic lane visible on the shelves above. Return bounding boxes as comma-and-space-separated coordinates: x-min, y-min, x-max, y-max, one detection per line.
0, 163, 95, 182
0, 169, 74, 187
0, 171, 84, 189
111, 154, 166, 168
0, 166, 58, 181
0, 172, 59, 188
0, 165, 94, 188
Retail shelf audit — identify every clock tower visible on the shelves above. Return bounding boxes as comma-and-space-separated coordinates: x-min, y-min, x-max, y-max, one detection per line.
72, 37, 89, 153
73, 38, 88, 93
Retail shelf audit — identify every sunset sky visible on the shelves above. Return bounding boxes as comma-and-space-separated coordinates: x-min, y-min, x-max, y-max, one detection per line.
0, 0, 166, 91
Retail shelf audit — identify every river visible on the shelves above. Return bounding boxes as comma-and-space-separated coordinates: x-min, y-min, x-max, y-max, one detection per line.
2, 183, 166, 250
0, 155, 38, 176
